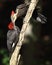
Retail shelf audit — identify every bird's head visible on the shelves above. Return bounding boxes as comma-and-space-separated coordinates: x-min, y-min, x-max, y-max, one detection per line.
8, 22, 14, 30
8, 10, 17, 30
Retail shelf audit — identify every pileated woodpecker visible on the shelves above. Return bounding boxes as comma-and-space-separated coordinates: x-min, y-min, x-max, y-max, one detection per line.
7, 3, 47, 53
11, 3, 47, 24
7, 3, 30, 53
7, 11, 20, 53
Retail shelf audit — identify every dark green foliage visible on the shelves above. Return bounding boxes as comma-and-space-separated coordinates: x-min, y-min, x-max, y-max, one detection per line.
0, 49, 9, 65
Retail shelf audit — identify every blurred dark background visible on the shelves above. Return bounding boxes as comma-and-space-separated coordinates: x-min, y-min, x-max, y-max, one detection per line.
0, 0, 52, 65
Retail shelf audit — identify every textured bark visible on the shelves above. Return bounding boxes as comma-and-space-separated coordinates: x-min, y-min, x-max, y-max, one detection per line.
10, 0, 38, 65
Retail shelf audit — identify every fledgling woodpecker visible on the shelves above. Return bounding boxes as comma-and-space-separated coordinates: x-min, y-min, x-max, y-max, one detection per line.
11, 3, 47, 24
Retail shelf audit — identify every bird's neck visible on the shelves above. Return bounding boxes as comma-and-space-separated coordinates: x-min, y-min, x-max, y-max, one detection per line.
14, 25, 17, 30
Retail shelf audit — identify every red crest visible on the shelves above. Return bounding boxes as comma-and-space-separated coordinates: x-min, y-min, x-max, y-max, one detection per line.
8, 22, 14, 30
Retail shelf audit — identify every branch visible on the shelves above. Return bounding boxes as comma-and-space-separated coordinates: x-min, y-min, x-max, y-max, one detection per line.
10, 0, 38, 65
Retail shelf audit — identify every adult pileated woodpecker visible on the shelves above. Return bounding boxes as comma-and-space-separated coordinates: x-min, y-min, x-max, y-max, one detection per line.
7, 11, 20, 53
7, 3, 29, 53
7, 3, 47, 53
